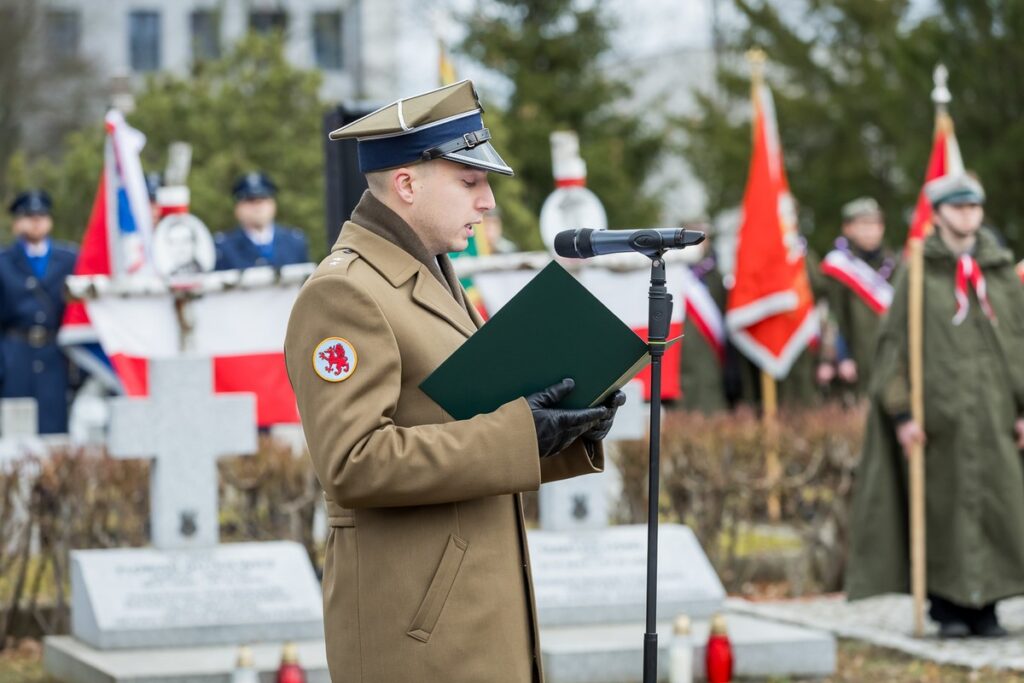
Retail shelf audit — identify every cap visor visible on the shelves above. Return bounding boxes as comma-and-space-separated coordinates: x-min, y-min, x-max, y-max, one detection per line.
443, 142, 514, 176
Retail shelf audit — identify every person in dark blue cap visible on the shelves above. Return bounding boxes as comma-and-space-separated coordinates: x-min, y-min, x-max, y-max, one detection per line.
0, 190, 79, 433
284, 80, 624, 683
213, 171, 309, 270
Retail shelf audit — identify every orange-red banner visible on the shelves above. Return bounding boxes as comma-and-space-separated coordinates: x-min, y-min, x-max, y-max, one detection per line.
725, 82, 817, 379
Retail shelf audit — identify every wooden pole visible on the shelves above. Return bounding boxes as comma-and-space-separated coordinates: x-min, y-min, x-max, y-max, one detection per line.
908, 233, 926, 637
906, 64, 953, 638
908, 119, 934, 642
761, 370, 781, 522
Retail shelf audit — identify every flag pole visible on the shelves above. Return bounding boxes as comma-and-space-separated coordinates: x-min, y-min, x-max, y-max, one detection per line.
908, 64, 951, 637
908, 235, 926, 637
761, 370, 782, 520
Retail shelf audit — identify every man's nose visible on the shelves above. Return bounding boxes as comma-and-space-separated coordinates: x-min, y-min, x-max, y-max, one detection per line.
478, 182, 496, 212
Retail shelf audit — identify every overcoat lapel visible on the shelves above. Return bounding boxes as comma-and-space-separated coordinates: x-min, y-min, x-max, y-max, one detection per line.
410, 267, 476, 338
338, 223, 476, 339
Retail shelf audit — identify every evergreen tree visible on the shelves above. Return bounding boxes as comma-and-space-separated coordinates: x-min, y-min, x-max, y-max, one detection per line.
459, 0, 663, 248
4, 35, 328, 256
684, 0, 1024, 255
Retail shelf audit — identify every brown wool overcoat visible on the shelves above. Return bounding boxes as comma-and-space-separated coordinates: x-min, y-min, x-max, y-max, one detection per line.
285, 219, 603, 683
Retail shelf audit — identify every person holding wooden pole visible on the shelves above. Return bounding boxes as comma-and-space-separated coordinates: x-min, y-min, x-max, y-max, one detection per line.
845, 172, 1024, 639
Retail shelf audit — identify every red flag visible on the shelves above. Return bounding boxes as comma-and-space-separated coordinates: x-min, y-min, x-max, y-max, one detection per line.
725, 81, 817, 378
908, 110, 963, 243
58, 175, 126, 390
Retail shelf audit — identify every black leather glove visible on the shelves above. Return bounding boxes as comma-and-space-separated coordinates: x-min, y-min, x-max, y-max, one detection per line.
582, 390, 626, 442
526, 378, 609, 458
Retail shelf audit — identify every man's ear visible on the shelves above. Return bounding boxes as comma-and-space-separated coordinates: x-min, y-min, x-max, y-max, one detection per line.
393, 168, 416, 204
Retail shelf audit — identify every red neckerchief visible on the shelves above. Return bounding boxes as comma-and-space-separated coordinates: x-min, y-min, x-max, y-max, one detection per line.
952, 254, 996, 325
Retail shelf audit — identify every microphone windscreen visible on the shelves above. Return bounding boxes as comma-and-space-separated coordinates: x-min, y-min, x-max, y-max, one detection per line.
682, 230, 706, 247
554, 229, 584, 258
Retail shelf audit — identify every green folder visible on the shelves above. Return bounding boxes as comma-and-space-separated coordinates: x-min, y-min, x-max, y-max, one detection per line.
421, 261, 665, 420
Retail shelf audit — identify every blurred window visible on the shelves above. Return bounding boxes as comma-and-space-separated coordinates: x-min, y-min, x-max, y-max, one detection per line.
129, 10, 161, 72
45, 9, 81, 62
249, 10, 288, 35
313, 11, 344, 70
191, 10, 221, 62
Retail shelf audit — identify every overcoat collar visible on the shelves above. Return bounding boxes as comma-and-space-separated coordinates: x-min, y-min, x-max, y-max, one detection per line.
925, 227, 1013, 269
233, 225, 280, 265
336, 221, 479, 339
10, 239, 61, 283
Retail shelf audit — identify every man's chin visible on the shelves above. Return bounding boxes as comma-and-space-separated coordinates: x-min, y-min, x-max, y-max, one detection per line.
449, 239, 471, 254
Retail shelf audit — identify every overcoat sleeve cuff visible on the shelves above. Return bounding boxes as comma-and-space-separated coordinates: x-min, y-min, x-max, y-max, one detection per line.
540, 438, 604, 484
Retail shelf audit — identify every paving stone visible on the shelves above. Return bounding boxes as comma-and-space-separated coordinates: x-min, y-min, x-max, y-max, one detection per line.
728, 594, 1024, 672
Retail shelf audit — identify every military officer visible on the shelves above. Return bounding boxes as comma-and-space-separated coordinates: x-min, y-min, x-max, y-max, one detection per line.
0, 190, 78, 433
214, 171, 309, 270
818, 197, 898, 397
285, 80, 624, 683
846, 174, 1024, 638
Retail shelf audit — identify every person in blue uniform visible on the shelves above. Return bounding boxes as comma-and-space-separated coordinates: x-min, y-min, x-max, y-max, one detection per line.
0, 190, 78, 433
214, 172, 309, 270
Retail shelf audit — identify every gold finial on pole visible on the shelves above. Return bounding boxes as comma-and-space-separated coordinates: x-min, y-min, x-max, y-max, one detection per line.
746, 47, 767, 82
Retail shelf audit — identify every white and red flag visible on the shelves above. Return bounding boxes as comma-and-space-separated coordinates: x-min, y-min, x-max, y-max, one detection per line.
82, 282, 302, 426
679, 265, 725, 363
725, 78, 817, 378
908, 108, 963, 245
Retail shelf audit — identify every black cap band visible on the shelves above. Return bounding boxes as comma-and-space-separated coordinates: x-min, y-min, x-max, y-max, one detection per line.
421, 128, 492, 161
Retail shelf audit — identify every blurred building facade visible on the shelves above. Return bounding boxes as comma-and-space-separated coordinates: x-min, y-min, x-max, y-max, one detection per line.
28, 0, 721, 226
31, 0, 417, 103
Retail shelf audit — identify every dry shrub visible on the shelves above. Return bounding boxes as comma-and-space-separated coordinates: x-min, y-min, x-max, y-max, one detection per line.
616, 403, 865, 594
0, 436, 320, 645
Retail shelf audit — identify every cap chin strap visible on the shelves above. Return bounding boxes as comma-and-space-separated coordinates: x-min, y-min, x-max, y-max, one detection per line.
421, 128, 491, 161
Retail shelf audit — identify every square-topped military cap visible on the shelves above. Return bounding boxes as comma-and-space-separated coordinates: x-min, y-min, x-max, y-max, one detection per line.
8, 189, 52, 216
328, 80, 514, 176
924, 173, 985, 207
232, 171, 278, 201
841, 197, 882, 222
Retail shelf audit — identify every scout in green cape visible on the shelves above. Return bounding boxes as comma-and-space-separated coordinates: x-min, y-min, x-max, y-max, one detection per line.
677, 225, 730, 413
845, 173, 1024, 639
818, 197, 898, 398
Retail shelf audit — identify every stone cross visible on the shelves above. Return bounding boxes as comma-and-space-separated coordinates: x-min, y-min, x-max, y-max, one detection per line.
107, 356, 257, 550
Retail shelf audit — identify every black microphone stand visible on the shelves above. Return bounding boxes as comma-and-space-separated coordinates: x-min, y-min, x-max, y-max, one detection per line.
643, 251, 672, 683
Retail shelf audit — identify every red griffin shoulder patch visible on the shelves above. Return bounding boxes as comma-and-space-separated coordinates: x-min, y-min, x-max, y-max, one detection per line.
313, 337, 358, 382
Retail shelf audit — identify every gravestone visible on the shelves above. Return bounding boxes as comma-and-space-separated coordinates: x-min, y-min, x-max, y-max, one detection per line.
106, 356, 257, 549
538, 381, 645, 532
0, 397, 44, 464
530, 524, 725, 627
70, 541, 323, 649
48, 356, 325, 682
0, 398, 45, 554
529, 524, 836, 682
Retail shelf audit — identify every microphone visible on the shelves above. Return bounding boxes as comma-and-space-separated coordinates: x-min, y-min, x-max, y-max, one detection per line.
553, 228, 706, 259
